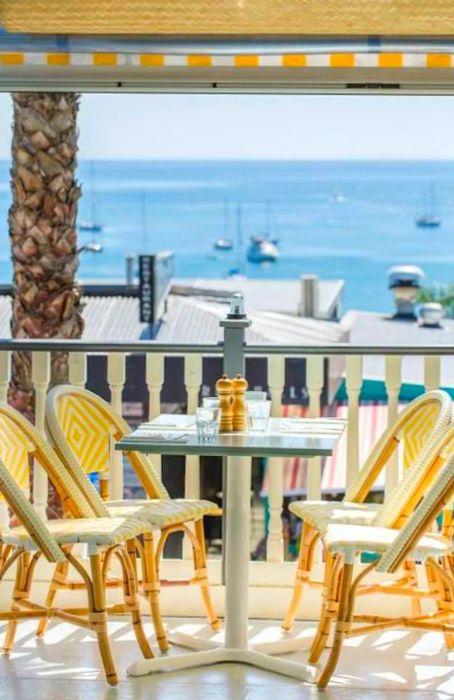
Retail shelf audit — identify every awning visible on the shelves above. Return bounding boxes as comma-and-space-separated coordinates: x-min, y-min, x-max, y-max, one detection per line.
2, 0, 454, 36
261, 401, 392, 498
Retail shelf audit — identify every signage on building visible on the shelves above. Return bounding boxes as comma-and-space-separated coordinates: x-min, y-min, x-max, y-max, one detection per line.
139, 252, 174, 325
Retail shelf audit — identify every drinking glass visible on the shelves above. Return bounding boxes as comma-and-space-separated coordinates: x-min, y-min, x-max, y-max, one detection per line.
202, 397, 220, 409
196, 406, 219, 442
247, 400, 271, 432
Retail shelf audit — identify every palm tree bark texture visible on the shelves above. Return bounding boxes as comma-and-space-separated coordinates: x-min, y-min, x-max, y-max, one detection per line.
8, 92, 84, 416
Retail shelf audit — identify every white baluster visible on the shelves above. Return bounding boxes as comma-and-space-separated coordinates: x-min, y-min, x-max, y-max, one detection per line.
32, 351, 50, 520
68, 352, 87, 387
385, 355, 402, 495
146, 352, 165, 480
183, 354, 203, 559
266, 355, 285, 562
107, 353, 126, 500
424, 356, 441, 391
345, 355, 363, 488
0, 351, 11, 403
306, 356, 324, 502
0, 351, 11, 528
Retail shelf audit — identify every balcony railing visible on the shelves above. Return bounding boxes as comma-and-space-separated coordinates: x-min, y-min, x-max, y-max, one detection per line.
0, 335, 453, 619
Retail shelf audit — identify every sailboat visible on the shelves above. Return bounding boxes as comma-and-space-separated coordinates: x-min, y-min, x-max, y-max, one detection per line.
213, 200, 234, 251
415, 184, 441, 228
246, 200, 279, 263
79, 162, 104, 235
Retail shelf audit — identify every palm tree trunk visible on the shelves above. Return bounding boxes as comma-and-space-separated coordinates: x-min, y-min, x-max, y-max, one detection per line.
8, 92, 84, 414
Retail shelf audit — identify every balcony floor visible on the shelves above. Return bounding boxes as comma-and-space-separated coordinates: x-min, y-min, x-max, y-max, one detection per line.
0, 618, 452, 699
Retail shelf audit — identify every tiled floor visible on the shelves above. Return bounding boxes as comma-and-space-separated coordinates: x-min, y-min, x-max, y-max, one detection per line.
0, 618, 453, 699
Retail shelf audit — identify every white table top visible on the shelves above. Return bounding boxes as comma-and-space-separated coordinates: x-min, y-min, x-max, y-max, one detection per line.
117, 415, 346, 458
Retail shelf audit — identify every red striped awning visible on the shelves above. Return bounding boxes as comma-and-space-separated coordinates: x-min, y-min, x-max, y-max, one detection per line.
261, 402, 394, 497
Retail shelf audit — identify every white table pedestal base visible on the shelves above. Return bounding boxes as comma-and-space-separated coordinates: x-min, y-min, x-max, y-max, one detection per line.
128, 647, 316, 682
167, 626, 315, 655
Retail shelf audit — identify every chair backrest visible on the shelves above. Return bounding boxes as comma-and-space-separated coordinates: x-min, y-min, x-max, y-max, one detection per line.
377, 424, 454, 574
0, 401, 95, 520
46, 385, 169, 512
0, 456, 66, 562
344, 391, 452, 516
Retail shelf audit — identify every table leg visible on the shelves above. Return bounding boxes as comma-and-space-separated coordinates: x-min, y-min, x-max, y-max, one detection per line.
128, 455, 315, 682
224, 454, 250, 650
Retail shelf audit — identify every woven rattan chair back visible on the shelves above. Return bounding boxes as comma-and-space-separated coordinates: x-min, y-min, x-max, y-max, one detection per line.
344, 391, 451, 517
46, 385, 169, 506
378, 424, 454, 573
0, 401, 94, 519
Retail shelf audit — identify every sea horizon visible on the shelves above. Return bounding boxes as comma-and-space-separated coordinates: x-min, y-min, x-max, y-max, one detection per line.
1, 158, 453, 314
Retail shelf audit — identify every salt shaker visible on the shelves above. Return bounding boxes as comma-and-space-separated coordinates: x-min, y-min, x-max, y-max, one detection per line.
232, 373, 248, 432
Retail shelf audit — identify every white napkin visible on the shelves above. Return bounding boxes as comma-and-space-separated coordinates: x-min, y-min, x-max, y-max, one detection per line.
132, 431, 188, 442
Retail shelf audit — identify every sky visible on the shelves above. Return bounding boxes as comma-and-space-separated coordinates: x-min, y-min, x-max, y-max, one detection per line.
1, 92, 454, 160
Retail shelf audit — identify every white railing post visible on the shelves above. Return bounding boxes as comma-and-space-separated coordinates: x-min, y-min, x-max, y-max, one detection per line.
385, 355, 402, 495
107, 353, 126, 500
0, 351, 11, 529
32, 351, 50, 520
69, 352, 87, 387
345, 355, 363, 487
266, 355, 286, 562
306, 356, 324, 502
0, 351, 11, 404
183, 354, 203, 558
184, 354, 202, 498
145, 352, 165, 480
424, 355, 441, 391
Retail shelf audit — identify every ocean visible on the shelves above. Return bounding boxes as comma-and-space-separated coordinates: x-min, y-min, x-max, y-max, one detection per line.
1, 158, 454, 313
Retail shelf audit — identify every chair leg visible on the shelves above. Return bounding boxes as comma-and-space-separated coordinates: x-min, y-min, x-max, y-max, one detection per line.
89, 553, 118, 686
3, 552, 30, 654
282, 521, 317, 631
36, 558, 69, 637
404, 560, 423, 617
142, 531, 169, 652
193, 519, 220, 631
117, 544, 153, 660
309, 552, 341, 663
317, 561, 354, 690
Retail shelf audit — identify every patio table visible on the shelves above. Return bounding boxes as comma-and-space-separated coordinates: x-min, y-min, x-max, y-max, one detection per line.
116, 415, 345, 682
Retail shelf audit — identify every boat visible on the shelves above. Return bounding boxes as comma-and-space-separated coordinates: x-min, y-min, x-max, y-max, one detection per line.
214, 238, 233, 251
213, 201, 234, 252
332, 191, 345, 203
79, 162, 104, 233
246, 236, 279, 263
79, 221, 103, 233
84, 240, 103, 253
416, 185, 441, 228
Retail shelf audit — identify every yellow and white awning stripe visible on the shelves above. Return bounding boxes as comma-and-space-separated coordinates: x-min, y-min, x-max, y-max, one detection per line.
1, 51, 454, 69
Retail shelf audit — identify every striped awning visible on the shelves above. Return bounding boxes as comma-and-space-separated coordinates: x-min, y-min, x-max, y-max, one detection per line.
262, 401, 391, 497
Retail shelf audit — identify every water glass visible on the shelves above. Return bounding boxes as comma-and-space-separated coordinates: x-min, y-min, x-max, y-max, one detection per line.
202, 397, 220, 409
196, 407, 219, 442
247, 400, 271, 432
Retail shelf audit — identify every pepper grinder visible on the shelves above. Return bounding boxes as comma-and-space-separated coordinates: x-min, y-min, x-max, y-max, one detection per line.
216, 374, 233, 432
232, 373, 249, 432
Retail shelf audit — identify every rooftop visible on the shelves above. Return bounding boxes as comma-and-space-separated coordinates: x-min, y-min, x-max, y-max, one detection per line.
344, 310, 454, 386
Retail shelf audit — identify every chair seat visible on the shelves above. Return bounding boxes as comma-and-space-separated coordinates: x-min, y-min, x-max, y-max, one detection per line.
324, 523, 452, 564
289, 500, 381, 532
3, 517, 146, 555
106, 498, 219, 527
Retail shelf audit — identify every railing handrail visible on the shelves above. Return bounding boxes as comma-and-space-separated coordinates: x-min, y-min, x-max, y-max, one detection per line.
0, 338, 453, 356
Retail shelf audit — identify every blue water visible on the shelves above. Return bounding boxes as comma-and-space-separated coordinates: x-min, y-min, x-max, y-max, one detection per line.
1, 159, 454, 313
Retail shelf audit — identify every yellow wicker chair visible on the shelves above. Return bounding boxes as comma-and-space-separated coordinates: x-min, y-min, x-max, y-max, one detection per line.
313, 423, 454, 688
283, 390, 452, 630
0, 402, 157, 686
45, 384, 220, 640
